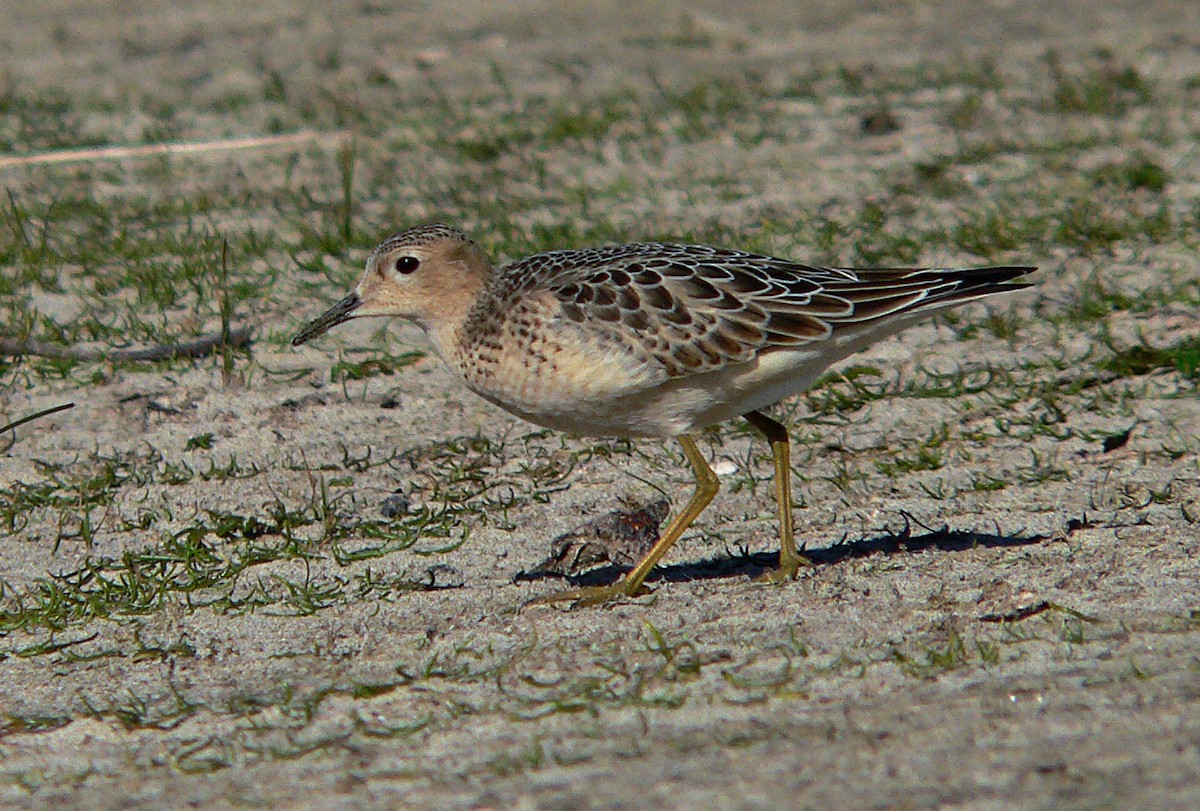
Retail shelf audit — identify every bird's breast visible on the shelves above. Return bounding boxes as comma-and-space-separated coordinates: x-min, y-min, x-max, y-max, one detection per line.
445, 305, 689, 436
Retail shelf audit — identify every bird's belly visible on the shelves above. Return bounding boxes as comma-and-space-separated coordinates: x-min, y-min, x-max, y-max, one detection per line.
457, 344, 832, 439
457, 343, 673, 437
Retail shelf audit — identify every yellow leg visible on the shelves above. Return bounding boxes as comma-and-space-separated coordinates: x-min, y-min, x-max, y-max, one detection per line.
530, 435, 719, 608
743, 410, 810, 582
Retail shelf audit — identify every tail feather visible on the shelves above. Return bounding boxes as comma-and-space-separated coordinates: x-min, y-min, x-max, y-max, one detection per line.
915, 265, 1037, 309
813, 265, 1035, 326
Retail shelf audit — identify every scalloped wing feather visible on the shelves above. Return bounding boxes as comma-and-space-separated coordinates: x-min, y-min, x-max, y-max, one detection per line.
494, 243, 1032, 379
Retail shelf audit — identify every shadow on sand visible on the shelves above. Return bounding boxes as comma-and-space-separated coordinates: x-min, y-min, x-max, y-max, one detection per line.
515, 512, 1048, 588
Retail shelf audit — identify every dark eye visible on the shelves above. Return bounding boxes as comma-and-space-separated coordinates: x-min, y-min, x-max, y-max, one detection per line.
394, 255, 420, 274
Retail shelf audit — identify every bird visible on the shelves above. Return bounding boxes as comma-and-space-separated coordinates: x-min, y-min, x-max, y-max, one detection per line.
292, 223, 1035, 607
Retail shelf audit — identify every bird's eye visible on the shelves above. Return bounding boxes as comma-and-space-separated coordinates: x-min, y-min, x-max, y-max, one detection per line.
394, 255, 420, 274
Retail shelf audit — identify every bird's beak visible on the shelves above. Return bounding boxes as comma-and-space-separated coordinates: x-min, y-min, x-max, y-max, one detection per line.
291, 292, 362, 346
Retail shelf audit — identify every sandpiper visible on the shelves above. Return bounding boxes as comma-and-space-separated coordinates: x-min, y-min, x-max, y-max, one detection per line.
293, 224, 1034, 607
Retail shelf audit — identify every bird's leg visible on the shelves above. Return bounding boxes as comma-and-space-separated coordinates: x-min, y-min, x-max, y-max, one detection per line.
530, 435, 719, 608
743, 410, 810, 582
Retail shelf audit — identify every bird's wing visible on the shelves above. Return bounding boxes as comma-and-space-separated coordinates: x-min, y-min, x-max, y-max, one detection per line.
501, 243, 1033, 378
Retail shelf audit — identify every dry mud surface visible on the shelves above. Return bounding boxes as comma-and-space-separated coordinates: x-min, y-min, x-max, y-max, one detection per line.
1, 1, 1199, 809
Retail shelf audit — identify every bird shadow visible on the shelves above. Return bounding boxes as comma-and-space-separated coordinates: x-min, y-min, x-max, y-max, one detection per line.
514, 512, 1048, 588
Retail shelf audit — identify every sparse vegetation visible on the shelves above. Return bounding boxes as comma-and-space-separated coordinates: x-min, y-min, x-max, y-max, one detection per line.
1, 6, 1198, 809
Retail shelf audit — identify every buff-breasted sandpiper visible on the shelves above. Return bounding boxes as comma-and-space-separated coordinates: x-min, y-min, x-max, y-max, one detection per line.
292, 224, 1034, 607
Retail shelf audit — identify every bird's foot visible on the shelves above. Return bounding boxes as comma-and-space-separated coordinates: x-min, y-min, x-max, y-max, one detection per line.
754, 552, 812, 584
525, 578, 650, 610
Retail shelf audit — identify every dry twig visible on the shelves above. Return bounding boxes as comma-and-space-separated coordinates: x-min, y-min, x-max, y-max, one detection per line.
0, 325, 253, 362
0, 131, 345, 170
0, 402, 75, 450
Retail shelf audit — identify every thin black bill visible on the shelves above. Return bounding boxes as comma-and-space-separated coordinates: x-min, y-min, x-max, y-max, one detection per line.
291, 292, 362, 346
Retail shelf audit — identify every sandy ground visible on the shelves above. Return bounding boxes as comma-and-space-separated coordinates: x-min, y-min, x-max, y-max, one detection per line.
1, 1, 1199, 809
